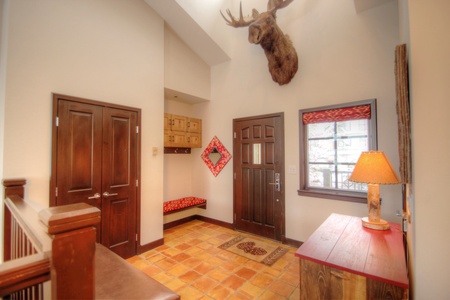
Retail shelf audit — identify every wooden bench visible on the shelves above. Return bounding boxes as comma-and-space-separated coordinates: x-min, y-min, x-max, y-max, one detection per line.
1, 178, 180, 300
163, 197, 207, 215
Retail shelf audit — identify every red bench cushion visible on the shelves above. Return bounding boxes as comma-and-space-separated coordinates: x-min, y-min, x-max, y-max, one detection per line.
163, 197, 207, 214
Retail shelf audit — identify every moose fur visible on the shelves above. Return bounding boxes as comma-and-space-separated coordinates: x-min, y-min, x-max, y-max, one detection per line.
221, 0, 298, 85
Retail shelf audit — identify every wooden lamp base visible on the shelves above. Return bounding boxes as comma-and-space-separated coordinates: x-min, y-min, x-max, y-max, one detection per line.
361, 217, 390, 230
363, 183, 390, 230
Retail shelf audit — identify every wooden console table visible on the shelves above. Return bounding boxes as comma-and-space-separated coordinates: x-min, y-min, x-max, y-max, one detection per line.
295, 213, 408, 299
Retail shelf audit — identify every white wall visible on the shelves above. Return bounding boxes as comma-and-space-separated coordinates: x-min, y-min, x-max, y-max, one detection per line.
0, 0, 7, 182
164, 25, 211, 100
202, 0, 403, 241
0, 0, 10, 262
3, 0, 165, 245
409, 1, 450, 299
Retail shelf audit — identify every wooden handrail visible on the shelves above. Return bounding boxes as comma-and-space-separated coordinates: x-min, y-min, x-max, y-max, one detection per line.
2, 179, 101, 299
0, 252, 50, 296
5, 195, 52, 253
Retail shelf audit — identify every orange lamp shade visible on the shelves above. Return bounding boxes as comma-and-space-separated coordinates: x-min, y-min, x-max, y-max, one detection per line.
349, 151, 401, 185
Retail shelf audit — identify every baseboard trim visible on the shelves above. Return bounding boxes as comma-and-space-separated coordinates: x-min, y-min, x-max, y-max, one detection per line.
137, 237, 164, 254
195, 215, 234, 230
284, 237, 303, 248
163, 215, 198, 230
138, 215, 303, 253
163, 214, 234, 230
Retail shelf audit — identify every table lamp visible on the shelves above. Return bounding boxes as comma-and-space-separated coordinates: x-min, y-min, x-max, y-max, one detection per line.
349, 151, 401, 230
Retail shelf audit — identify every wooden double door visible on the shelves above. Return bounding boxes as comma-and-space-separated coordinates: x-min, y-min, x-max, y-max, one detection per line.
50, 94, 140, 259
233, 113, 285, 241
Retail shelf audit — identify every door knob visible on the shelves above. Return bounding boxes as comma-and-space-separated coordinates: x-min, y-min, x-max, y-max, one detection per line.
88, 193, 101, 199
103, 191, 118, 197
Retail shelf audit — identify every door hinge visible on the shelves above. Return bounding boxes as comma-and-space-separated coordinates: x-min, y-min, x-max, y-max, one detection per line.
55, 117, 59, 127
136, 179, 138, 187
234, 132, 236, 138
136, 233, 138, 241
55, 187, 58, 197
136, 126, 139, 134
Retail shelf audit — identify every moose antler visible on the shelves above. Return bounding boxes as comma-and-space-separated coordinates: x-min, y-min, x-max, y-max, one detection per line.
220, 2, 255, 28
220, 0, 298, 85
220, 0, 294, 27
267, 0, 294, 12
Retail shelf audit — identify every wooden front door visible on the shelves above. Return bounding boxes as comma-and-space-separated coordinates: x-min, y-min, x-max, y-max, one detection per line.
233, 113, 285, 241
51, 94, 140, 258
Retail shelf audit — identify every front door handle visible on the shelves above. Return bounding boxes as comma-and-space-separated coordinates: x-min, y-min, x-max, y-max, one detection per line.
88, 193, 101, 200
103, 191, 118, 198
269, 173, 281, 192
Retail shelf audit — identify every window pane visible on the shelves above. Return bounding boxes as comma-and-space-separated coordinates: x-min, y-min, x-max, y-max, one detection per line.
309, 120, 370, 187
253, 143, 261, 164
308, 122, 334, 138
337, 137, 368, 163
336, 119, 368, 137
308, 139, 335, 163
308, 164, 334, 188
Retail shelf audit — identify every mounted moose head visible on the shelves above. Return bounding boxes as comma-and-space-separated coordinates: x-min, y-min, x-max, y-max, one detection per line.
221, 0, 298, 85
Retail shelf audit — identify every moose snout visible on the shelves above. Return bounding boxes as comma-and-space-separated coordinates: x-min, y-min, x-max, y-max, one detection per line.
248, 24, 262, 44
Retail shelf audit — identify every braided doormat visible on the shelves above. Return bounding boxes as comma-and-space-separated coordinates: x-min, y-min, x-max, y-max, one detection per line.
218, 236, 288, 266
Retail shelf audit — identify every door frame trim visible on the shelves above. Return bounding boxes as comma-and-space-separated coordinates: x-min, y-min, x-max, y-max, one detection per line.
232, 112, 286, 242
50, 93, 142, 252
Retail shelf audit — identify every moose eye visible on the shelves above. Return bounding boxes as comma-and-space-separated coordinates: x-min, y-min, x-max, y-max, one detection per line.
266, 17, 271, 24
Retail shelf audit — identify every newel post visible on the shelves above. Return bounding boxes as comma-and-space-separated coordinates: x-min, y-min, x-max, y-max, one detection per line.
39, 203, 100, 299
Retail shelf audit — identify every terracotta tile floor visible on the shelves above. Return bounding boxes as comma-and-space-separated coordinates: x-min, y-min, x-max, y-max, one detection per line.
127, 220, 300, 299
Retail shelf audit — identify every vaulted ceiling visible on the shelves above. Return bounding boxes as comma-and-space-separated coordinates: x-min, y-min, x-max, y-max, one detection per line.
144, 0, 395, 67
144, 0, 230, 66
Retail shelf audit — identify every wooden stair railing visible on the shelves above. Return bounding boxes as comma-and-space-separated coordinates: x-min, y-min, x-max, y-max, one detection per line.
1, 179, 100, 299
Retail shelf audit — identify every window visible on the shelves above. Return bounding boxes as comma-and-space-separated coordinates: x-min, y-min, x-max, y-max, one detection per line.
298, 99, 377, 203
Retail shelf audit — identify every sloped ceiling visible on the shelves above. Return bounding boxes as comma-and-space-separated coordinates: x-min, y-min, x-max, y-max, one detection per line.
144, 0, 230, 67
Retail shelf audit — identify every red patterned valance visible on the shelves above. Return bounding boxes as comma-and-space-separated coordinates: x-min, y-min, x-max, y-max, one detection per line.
302, 104, 371, 124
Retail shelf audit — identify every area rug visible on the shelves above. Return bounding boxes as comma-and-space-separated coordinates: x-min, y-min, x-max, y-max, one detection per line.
218, 235, 288, 266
